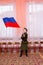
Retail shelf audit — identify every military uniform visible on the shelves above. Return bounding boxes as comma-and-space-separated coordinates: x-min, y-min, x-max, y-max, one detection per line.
20, 32, 28, 57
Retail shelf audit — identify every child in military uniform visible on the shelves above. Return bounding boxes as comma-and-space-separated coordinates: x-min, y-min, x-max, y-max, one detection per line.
20, 28, 28, 57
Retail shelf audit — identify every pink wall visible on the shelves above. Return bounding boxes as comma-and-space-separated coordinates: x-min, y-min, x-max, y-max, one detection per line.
16, 0, 26, 28
26, 0, 43, 2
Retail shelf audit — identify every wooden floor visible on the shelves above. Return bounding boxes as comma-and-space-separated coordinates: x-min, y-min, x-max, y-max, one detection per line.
0, 52, 43, 65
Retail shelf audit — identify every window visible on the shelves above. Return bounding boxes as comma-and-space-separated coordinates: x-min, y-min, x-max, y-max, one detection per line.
0, 4, 16, 38
26, 3, 43, 38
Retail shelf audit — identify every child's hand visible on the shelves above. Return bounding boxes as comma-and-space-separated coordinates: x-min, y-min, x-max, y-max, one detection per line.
23, 34, 25, 37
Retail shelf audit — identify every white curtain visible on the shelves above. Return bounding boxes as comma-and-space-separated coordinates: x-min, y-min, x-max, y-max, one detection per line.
0, 4, 16, 39
26, 2, 43, 38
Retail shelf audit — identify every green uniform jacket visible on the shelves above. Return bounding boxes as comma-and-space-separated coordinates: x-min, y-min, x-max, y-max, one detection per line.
20, 32, 28, 50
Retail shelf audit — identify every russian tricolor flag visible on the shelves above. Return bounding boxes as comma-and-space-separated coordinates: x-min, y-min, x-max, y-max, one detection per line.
3, 17, 20, 28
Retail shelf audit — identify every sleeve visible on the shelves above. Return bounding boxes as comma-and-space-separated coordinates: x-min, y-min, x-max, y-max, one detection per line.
25, 33, 28, 39
21, 33, 25, 39
21, 34, 24, 39
21, 33, 28, 40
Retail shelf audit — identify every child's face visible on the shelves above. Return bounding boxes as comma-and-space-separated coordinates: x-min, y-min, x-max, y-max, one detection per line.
23, 29, 26, 33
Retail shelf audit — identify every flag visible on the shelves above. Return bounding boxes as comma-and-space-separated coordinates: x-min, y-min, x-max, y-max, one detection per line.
3, 17, 20, 28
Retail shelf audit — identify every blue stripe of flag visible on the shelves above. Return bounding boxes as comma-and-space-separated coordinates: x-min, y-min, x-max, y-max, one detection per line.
3, 17, 16, 23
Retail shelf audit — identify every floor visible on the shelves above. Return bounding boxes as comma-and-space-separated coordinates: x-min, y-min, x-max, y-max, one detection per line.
0, 52, 43, 65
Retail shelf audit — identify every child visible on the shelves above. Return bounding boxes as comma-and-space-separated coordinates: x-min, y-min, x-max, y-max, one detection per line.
20, 28, 28, 57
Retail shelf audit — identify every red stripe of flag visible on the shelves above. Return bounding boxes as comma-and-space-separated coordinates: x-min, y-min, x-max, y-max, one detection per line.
5, 22, 20, 28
